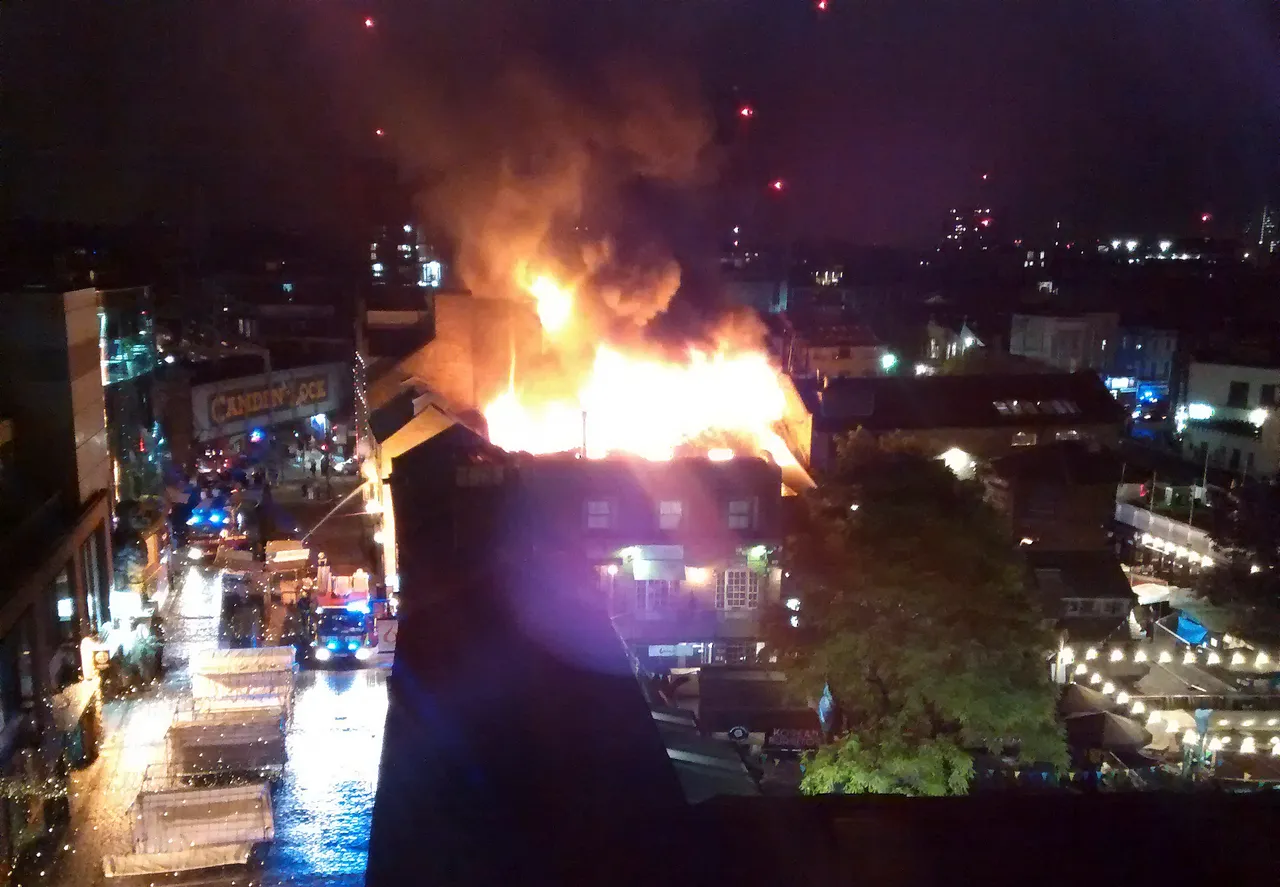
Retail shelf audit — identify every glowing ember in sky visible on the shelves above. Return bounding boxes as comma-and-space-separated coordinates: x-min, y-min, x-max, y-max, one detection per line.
739, 105, 754, 118
364, 16, 375, 28
770, 179, 785, 191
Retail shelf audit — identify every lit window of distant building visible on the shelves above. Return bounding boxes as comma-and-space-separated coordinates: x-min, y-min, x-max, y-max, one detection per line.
1011, 431, 1038, 447
716, 570, 759, 610
658, 500, 683, 530
636, 579, 676, 613
585, 499, 614, 530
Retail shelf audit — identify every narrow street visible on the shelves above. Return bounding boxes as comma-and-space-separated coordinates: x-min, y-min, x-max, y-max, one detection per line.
52, 471, 390, 887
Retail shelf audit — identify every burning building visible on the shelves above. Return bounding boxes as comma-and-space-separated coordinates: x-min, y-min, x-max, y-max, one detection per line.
359, 273, 815, 479
386, 422, 787, 668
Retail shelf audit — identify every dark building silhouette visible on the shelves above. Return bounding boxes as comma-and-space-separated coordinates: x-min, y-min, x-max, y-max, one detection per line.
366, 424, 1280, 887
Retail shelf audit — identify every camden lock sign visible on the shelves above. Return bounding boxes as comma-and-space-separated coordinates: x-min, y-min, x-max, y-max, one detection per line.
193, 363, 341, 440
209, 374, 329, 426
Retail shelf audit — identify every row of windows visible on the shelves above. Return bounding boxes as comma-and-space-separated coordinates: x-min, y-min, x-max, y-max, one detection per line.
626, 571, 761, 612
1063, 597, 1130, 618
587, 498, 756, 531
1225, 381, 1280, 409
993, 399, 1081, 417
1120, 336, 1175, 353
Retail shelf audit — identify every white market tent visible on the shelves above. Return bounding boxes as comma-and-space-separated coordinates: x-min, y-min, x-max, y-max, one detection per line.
102, 782, 273, 878
191, 647, 296, 718
167, 700, 288, 777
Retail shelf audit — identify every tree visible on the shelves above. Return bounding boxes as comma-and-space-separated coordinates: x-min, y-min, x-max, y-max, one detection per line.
783, 434, 1067, 796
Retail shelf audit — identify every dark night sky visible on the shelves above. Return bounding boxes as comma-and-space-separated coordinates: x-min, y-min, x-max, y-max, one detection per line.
5, 0, 1280, 246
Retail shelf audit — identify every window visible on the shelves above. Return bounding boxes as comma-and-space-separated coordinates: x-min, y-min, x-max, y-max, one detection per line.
727, 499, 753, 530
0, 620, 35, 730
1011, 431, 1038, 447
836, 346, 851, 360
994, 400, 1013, 415
1227, 381, 1250, 408
635, 580, 676, 613
53, 568, 77, 644
1063, 598, 1087, 617
1054, 429, 1081, 441
716, 570, 760, 610
585, 499, 614, 530
1094, 599, 1130, 618
658, 500, 683, 530
1262, 384, 1278, 407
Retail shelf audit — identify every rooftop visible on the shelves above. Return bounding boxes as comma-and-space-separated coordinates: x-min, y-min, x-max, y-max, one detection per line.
811, 371, 1124, 433
987, 441, 1123, 486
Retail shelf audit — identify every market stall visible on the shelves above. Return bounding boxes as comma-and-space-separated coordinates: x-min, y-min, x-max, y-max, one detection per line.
166, 699, 287, 778
191, 647, 296, 718
102, 781, 273, 878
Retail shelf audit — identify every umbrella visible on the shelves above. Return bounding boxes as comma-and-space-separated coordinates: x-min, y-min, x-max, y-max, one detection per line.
1059, 683, 1111, 716
1065, 711, 1152, 751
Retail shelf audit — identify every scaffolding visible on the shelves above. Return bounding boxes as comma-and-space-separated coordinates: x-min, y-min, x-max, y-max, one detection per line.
102, 778, 273, 878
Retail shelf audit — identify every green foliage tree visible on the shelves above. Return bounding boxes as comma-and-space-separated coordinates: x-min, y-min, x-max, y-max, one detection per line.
783, 433, 1067, 796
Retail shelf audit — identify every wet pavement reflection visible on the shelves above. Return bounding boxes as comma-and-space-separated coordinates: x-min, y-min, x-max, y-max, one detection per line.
261, 665, 388, 886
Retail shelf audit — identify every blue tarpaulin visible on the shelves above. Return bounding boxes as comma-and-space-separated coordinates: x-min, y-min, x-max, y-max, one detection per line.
1176, 613, 1209, 646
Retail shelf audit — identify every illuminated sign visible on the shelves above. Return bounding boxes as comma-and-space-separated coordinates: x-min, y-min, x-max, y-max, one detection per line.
208, 374, 330, 427
765, 727, 822, 751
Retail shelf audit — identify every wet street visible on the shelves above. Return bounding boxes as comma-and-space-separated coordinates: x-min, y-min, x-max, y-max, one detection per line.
262, 667, 388, 886
55, 552, 390, 886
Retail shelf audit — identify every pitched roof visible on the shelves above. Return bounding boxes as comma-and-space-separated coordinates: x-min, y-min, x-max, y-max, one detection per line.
812, 371, 1124, 433
369, 388, 417, 444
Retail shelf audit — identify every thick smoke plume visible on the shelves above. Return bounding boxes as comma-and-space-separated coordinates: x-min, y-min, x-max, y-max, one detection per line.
385, 56, 713, 334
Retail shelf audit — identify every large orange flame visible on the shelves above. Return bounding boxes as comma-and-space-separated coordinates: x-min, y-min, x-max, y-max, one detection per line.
528, 275, 573, 336
484, 274, 799, 468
